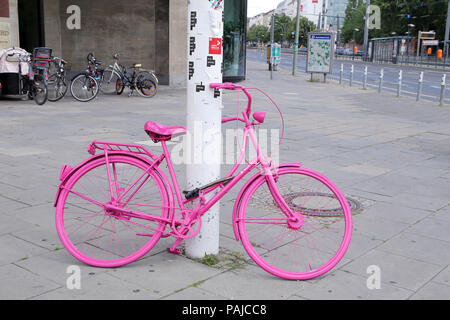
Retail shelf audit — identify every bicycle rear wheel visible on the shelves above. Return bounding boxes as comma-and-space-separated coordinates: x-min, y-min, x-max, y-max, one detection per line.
32, 75, 48, 105
55, 155, 170, 267
70, 74, 99, 102
238, 167, 352, 280
135, 71, 157, 98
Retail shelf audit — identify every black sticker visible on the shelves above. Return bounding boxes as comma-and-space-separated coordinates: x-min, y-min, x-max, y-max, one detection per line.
189, 61, 194, 80
190, 12, 197, 30
214, 88, 221, 98
190, 37, 196, 56
207, 56, 216, 67
196, 82, 205, 92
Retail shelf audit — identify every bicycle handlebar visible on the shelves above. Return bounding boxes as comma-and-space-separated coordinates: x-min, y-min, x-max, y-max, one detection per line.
210, 83, 252, 117
210, 82, 239, 90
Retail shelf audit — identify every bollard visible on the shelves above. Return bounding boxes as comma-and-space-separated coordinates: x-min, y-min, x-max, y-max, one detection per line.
397, 70, 403, 97
416, 71, 423, 101
441, 74, 447, 106
185, 1, 224, 259
378, 68, 384, 93
363, 66, 368, 89
350, 64, 354, 87
339, 63, 343, 84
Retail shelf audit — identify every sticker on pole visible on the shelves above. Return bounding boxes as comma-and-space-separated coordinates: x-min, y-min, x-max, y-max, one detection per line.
208, 0, 223, 10
209, 38, 222, 55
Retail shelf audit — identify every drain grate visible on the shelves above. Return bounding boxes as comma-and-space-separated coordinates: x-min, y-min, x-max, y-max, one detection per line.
283, 192, 363, 217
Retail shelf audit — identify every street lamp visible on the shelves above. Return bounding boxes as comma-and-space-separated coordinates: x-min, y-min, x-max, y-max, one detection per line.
337, 29, 342, 48
407, 23, 415, 56
353, 28, 360, 60
275, 21, 287, 47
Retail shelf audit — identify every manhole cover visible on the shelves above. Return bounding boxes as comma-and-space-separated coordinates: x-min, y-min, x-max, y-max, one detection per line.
283, 192, 363, 217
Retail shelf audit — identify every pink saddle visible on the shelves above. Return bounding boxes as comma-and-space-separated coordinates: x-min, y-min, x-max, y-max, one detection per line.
145, 121, 186, 143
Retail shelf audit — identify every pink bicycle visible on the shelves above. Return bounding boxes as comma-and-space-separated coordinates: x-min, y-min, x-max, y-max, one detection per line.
54, 83, 352, 280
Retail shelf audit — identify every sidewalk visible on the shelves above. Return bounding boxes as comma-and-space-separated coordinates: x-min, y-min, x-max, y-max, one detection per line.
0, 59, 450, 300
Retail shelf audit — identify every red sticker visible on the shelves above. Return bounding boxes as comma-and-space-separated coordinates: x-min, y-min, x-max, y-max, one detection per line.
209, 38, 222, 55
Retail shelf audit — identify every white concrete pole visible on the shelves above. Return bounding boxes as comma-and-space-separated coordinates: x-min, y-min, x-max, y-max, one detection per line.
185, 0, 224, 259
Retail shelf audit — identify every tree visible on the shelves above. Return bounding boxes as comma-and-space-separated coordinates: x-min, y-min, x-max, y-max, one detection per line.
247, 24, 270, 43
294, 16, 318, 46
272, 14, 316, 46
341, 0, 366, 44
342, 0, 448, 45
274, 14, 292, 43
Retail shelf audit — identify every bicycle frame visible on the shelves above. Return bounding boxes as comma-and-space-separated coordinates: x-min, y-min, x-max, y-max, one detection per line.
106, 58, 159, 87
91, 84, 298, 247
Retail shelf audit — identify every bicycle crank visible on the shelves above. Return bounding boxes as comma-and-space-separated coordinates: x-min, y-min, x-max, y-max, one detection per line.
171, 210, 202, 239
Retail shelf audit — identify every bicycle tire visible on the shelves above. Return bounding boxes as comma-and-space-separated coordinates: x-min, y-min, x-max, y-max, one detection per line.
55, 154, 170, 267
238, 167, 352, 280
100, 69, 120, 94
135, 71, 157, 98
32, 75, 48, 105
47, 74, 68, 102
70, 74, 99, 102
116, 78, 125, 95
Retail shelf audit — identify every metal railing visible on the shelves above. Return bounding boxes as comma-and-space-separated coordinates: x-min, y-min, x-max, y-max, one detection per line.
332, 63, 449, 106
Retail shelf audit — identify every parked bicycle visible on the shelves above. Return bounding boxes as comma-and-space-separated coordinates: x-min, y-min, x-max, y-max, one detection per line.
30, 47, 52, 105
47, 56, 69, 102
101, 53, 158, 97
54, 83, 352, 280
70, 53, 101, 102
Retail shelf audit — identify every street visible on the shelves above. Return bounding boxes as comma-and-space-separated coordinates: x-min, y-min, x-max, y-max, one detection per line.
248, 49, 450, 104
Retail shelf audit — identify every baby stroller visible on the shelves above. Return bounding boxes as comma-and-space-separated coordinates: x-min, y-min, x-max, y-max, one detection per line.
0, 47, 50, 105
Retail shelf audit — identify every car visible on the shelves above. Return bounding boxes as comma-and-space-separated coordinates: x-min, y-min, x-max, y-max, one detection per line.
344, 48, 353, 55
335, 48, 345, 55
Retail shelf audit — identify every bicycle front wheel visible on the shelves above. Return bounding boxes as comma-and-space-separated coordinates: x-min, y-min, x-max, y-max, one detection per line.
100, 69, 120, 94
238, 167, 352, 280
32, 76, 48, 105
55, 155, 170, 267
70, 74, 99, 102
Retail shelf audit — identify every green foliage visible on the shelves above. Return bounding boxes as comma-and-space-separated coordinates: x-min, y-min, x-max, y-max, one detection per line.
249, 14, 316, 46
247, 24, 270, 43
274, 14, 317, 45
342, 0, 448, 45
196, 254, 219, 267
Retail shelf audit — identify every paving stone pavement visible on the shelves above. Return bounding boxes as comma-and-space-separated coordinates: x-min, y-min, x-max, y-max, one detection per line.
0, 59, 450, 300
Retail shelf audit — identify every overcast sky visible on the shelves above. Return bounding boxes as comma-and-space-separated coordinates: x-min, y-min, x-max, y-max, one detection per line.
247, 0, 284, 17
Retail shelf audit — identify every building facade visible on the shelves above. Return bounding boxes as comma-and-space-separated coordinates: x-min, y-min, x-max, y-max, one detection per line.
0, 0, 247, 85
327, 0, 348, 32
248, 0, 326, 27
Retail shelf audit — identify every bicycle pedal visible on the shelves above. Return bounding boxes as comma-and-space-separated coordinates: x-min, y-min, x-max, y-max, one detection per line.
167, 247, 181, 255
